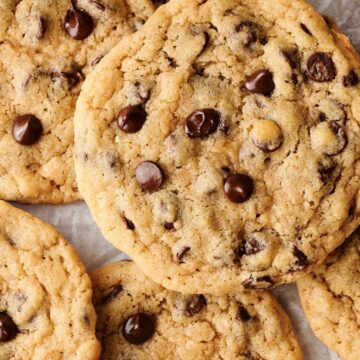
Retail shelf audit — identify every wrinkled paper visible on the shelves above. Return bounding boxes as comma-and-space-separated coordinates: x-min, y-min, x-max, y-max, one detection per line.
17, 1, 360, 359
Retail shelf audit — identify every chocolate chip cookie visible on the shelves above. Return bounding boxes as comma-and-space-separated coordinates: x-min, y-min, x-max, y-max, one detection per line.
91, 261, 302, 360
0, 0, 155, 203
297, 229, 360, 360
0, 200, 100, 359
75, 0, 360, 294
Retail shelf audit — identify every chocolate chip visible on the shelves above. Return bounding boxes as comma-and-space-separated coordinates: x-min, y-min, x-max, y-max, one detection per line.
12, 114, 43, 146
117, 105, 147, 133
307, 52, 336, 82
234, 21, 258, 47
343, 70, 359, 87
37, 16, 47, 39
152, 0, 169, 6
281, 49, 299, 69
184, 295, 207, 317
91, 55, 103, 67
122, 313, 155, 345
293, 246, 309, 269
328, 121, 348, 156
185, 109, 220, 138
300, 23, 312, 35
0, 312, 18, 342
102, 284, 123, 304
164, 222, 175, 230
177, 246, 190, 263
89, 0, 105, 11
243, 276, 274, 290
244, 236, 266, 255
244, 70, 275, 96
318, 159, 336, 183
50, 71, 81, 90
224, 174, 254, 203
237, 304, 251, 321
136, 161, 164, 191
123, 217, 135, 230
65, 8, 94, 40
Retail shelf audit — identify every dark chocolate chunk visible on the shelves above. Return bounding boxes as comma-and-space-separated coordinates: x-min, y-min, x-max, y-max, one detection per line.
224, 174, 254, 203
124, 217, 135, 230
0, 312, 18, 342
12, 114, 43, 146
184, 295, 207, 317
65, 7, 94, 40
50, 71, 82, 90
123, 313, 155, 345
235, 21, 258, 47
300, 23, 312, 35
243, 276, 274, 290
237, 304, 251, 321
185, 109, 220, 138
307, 52, 336, 82
293, 246, 309, 269
177, 246, 190, 263
117, 105, 147, 133
136, 161, 164, 191
343, 70, 359, 87
244, 70, 275, 96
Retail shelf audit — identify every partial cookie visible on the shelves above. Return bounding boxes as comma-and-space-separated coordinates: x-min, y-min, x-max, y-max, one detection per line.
0, 0, 156, 203
0, 200, 100, 359
75, 0, 360, 294
297, 229, 360, 360
91, 261, 302, 360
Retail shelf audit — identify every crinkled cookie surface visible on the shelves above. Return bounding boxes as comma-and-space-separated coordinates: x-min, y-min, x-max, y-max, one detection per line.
0, 0, 155, 203
75, 0, 360, 294
0, 200, 100, 360
92, 261, 302, 360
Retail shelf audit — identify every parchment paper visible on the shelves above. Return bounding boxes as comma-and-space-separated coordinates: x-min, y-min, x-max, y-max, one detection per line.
16, 1, 360, 359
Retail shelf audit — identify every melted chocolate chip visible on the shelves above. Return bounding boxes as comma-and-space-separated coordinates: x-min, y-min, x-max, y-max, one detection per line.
243, 276, 274, 290
177, 246, 190, 263
318, 159, 336, 183
235, 21, 258, 47
123, 313, 155, 345
185, 109, 220, 138
65, 8, 94, 40
300, 23, 312, 35
50, 71, 81, 90
281, 49, 299, 69
224, 174, 254, 203
164, 222, 175, 231
244, 236, 266, 255
117, 105, 147, 133
237, 304, 251, 321
343, 70, 359, 87
124, 217, 135, 230
0, 312, 18, 342
185, 295, 207, 317
102, 284, 123, 304
12, 115, 43, 146
89, 0, 105, 11
37, 16, 47, 39
293, 246, 309, 269
136, 161, 164, 191
244, 70, 275, 96
307, 52, 336, 82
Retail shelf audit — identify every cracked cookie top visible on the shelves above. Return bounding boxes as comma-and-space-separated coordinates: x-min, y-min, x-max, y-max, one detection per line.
75, 0, 360, 294
0, 200, 100, 359
297, 229, 360, 360
91, 261, 302, 360
0, 0, 155, 203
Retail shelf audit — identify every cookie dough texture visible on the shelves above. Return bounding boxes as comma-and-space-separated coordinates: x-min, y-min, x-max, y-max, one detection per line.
91, 261, 302, 360
75, 0, 360, 294
0, 0, 155, 203
0, 200, 100, 359
297, 229, 360, 360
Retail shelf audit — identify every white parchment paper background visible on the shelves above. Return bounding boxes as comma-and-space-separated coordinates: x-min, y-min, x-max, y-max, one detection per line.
16, 1, 360, 359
